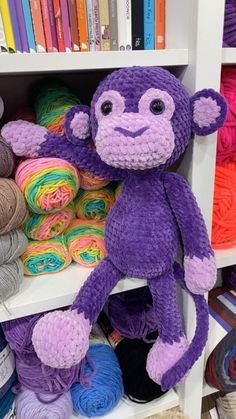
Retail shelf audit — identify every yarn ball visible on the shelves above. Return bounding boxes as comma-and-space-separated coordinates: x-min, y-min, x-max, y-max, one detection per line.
79, 169, 110, 191
223, 1, 236, 47
33, 78, 81, 136
108, 286, 158, 340
21, 237, 71, 276
0, 388, 16, 419
15, 157, 79, 214
0, 259, 24, 302
212, 162, 236, 249
0, 179, 28, 235
0, 137, 16, 177
115, 182, 123, 200
71, 344, 124, 417
16, 388, 73, 419
10, 106, 36, 123
0, 229, 28, 265
222, 265, 236, 290
65, 219, 106, 267
22, 204, 75, 241
74, 187, 115, 221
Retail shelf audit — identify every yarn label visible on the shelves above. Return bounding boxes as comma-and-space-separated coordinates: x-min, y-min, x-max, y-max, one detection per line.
0, 345, 15, 388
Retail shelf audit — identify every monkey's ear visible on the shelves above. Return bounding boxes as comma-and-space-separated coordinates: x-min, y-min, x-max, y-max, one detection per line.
190, 89, 227, 136
64, 104, 92, 145
0, 96, 4, 120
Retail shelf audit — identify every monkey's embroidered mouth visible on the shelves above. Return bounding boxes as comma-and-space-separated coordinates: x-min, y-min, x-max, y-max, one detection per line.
114, 126, 149, 138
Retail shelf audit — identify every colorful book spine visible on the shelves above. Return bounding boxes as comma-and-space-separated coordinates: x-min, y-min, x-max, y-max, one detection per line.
125, 0, 131, 50
76, 0, 88, 52
30, 0, 46, 52
99, 0, 109, 51
40, 0, 54, 51
53, 0, 65, 51
108, 0, 118, 50
47, 0, 58, 50
68, 0, 79, 51
60, 0, 71, 51
0, 11, 7, 52
86, 0, 94, 51
92, 0, 100, 51
8, 0, 22, 52
22, 0, 36, 52
117, 0, 126, 51
144, 0, 154, 50
0, 0, 16, 52
155, 0, 165, 49
131, 0, 144, 50
15, 0, 29, 52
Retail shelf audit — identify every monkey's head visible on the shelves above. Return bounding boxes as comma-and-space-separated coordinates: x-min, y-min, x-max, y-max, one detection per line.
89, 67, 227, 170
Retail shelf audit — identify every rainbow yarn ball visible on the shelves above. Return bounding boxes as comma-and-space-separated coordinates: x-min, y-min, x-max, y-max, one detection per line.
79, 169, 110, 191
115, 182, 123, 200
22, 204, 75, 240
21, 237, 71, 276
15, 158, 79, 214
74, 187, 114, 221
65, 219, 106, 267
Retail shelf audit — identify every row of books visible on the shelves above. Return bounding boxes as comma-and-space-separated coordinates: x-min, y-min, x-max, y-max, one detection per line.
0, 0, 165, 54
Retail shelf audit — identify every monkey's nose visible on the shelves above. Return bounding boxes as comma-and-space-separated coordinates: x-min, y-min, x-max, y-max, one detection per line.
114, 126, 148, 138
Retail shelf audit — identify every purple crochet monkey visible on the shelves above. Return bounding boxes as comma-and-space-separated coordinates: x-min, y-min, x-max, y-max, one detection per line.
1, 67, 227, 390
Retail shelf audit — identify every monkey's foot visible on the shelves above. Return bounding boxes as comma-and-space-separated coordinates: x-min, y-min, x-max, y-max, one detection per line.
32, 310, 91, 369
146, 336, 189, 386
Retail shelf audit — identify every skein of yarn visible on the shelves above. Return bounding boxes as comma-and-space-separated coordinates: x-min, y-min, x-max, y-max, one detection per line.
0, 137, 15, 177
0, 259, 24, 302
223, 1, 236, 47
79, 169, 110, 191
212, 162, 236, 249
74, 187, 115, 221
0, 229, 28, 265
22, 204, 75, 240
115, 182, 123, 200
15, 157, 80, 214
16, 388, 73, 419
0, 179, 28, 235
71, 344, 124, 417
65, 219, 106, 267
21, 237, 71, 275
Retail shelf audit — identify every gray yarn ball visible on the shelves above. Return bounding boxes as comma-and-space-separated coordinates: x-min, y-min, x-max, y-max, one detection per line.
0, 259, 24, 302
0, 229, 28, 265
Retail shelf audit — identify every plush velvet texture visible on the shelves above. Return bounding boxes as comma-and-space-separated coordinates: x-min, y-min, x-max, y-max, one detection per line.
1, 67, 227, 389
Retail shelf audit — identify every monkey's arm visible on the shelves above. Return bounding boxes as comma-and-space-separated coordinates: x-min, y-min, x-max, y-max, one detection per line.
164, 172, 216, 295
1, 119, 126, 180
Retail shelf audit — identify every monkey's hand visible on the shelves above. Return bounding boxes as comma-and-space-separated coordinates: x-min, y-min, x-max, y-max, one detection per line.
64, 105, 93, 145
184, 254, 216, 295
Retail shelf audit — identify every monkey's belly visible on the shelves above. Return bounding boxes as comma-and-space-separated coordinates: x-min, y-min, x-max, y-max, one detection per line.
105, 208, 178, 278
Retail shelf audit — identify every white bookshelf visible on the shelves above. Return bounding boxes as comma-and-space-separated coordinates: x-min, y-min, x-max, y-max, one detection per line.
0, 0, 234, 418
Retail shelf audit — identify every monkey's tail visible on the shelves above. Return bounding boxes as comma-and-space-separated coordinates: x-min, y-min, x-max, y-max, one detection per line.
161, 262, 209, 391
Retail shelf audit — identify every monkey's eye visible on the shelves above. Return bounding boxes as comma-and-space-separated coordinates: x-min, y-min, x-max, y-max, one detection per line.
150, 99, 165, 115
101, 101, 113, 115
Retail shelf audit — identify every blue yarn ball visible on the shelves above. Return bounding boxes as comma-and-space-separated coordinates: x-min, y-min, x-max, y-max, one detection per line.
71, 344, 124, 417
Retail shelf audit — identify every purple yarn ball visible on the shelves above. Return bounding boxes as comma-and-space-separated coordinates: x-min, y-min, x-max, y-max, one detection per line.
223, 1, 236, 47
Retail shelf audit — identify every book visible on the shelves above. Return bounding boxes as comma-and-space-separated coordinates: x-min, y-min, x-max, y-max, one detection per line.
108, 0, 118, 50
155, 0, 165, 49
47, 0, 58, 51
99, 0, 109, 51
125, 0, 131, 50
53, 0, 65, 52
76, 0, 88, 52
92, 0, 100, 51
144, 0, 154, 50
68, 0, 79, 51
8, 0, 22, 52
117, 0, 126, 51
41, 0, 54, 51
0, 0, 16, 52
22, 0, 36, 52
60, 0, 71, 52
30, 0, 46, 52
15, 0, 29, 52
86, 0, 94, 51
0, 10, 7, 52
131, 0, 144, 50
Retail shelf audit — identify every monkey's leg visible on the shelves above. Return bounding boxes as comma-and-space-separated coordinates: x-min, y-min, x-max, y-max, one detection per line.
146, 272, 189, 387
32, 257, 123, 369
